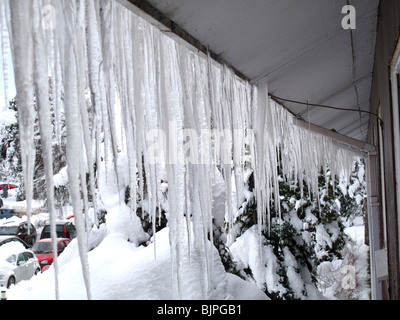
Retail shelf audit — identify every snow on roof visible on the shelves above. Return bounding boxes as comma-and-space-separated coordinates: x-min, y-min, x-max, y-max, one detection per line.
0, 241, 26, 263
0, 220, 20, 227
37, 238, 70, 243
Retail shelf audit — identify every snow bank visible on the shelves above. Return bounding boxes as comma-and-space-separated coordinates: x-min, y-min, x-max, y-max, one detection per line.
225, 273, 269, 300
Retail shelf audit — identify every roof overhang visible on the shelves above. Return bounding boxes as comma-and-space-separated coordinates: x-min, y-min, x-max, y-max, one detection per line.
122, 0, 379, 144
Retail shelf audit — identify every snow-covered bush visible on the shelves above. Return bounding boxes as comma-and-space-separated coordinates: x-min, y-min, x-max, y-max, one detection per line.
229, 160, 369, 300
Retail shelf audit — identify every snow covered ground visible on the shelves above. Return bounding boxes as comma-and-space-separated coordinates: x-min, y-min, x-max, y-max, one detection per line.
4, 225, 268, 300
1, 189, 267, 300
0, 186, 368, 300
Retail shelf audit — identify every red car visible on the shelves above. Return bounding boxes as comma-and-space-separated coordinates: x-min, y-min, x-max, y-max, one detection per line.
31, 238, 71, 271
0, 184, 18, 191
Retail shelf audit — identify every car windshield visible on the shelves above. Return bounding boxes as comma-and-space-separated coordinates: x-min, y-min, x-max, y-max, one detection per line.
0, 242, 25, 265
0, 226, 18, 235
44, 225, 65, 233
5, 254, 16, 264
32, 242, 53, 254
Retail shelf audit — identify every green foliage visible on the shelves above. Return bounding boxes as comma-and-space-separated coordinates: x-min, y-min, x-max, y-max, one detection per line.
0, 98, 22, 184
125, 184, 168, 246
212, 221, 244, 278
230, 160, 362, 300
233, 172, 257, 237
97, 209, 107, 225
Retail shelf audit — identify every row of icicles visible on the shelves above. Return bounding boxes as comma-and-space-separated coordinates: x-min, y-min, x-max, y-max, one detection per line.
0, 0, 357, 299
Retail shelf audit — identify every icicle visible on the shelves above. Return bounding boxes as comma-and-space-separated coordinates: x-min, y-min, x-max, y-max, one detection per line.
8, 0, 36, 237
31, 0, 60, 300
112, 4, 138, 219
1, 1, 10, 111
78, 0, 97, 230
254, 81, 268, 234
60, 0, 91, 300
53, 43, 63, 147
99, 0, 122, 205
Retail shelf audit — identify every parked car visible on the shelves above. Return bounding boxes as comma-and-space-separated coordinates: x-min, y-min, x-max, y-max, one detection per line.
0, 184, 18, 191
0, 242, 41, 288
41, 222, 76, 240
0, 208, 21, 219
32, 238, 71, 271
0, 222, 37, 247
0, 236, 29, 249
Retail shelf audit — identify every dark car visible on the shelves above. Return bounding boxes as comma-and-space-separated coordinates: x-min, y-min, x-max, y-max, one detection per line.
0, 208, 21, 219
41, 222, 77, 240
0, 222, 37, 247
0, 235, 29, 249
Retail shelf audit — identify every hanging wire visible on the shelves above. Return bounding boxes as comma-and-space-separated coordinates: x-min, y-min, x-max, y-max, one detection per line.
270, 94, 383, 126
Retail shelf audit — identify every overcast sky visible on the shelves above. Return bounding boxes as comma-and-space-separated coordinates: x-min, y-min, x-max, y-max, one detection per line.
0, 36, 16, 110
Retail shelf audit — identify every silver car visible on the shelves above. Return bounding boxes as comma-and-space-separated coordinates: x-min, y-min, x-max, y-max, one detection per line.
0, 242, 41, 288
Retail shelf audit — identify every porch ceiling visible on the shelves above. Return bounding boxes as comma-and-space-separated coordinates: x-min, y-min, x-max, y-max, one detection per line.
130, 0, 379, 142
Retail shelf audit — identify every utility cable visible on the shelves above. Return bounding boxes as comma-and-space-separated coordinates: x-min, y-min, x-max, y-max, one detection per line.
270, 94, 383, 126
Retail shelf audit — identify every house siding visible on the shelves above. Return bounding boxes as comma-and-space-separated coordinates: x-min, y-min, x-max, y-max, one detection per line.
369, 0, 400, 300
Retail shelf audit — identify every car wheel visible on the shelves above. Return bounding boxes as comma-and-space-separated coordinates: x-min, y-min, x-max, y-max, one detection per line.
34, 268, 41, 275
7, 276, 15, 288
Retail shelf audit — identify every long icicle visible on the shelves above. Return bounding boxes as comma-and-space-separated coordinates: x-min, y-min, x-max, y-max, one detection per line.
61, 0, 92, 300
8, 0, 36, 245
31, 0, 60, 300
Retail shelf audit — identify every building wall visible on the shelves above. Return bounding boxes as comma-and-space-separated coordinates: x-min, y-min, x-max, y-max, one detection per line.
368, 0, 400, 300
